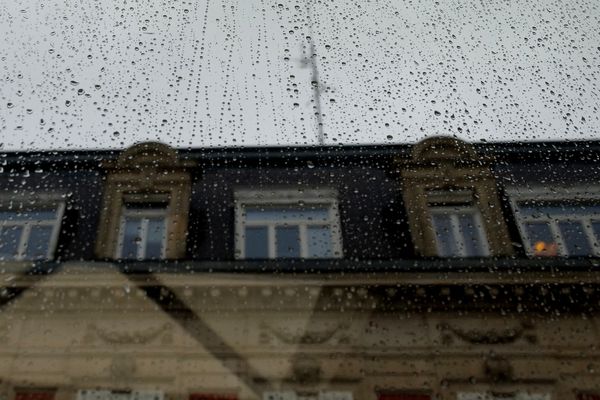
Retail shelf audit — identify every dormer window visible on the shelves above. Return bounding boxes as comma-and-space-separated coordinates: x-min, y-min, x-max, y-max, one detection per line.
399, 137, 513, 257
95, 143, 194, 260
118, 201, 168, 260
508, 188, 600, 257
428, 190, 490, 257
0, 199, 64, 261
234, 189, 343, 259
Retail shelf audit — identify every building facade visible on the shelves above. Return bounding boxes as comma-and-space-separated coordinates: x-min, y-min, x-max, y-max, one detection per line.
0, 138, 599, 400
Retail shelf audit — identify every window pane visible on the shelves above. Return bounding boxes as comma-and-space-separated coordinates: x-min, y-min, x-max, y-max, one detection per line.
245, 227, 269, 258
307, 226, 333, 257
558, 220, 592, 256
520, 203, 600, 218
524, 222, 557, 256
275, 226, 300, 258
431, 213, 458, 257
145, 217, 166, 259
0, 225, 23, 260
122, 217, 142, 259
24, 225, 53, 260
0, 210, 56, 222
246, 207, 328, 222
457, 212, 487, 256
592, 221, 600, 246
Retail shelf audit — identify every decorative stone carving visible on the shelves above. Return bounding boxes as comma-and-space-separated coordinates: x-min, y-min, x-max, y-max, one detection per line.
84, 322, 173, 345
290, 356, 322, 383
109, 354, 137, 380
484, 354, 513, 382
438, 320, 536, 345
260, 322, 351, 345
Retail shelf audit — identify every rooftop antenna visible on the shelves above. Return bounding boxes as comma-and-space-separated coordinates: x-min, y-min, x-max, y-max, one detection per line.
301, 0, 325, 145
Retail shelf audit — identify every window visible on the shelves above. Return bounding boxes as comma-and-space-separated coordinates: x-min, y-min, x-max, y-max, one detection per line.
515, 201, 600, 256
235, 189, 343, 259
457, 393, 549, 400
189, 395, 237, 400
76, 390, 163, 400
377, 393, 430, 400
577, 394, 600, 400
117, 202, 168, 260
14, 390, 55, 400
430, 205, 490, 257
0, 202, 64, 261
263, 392, 352, 400
400, 138, 513, 257
428, 190, 490, 257
94, 143, 193, 260
509, 188, 600, 257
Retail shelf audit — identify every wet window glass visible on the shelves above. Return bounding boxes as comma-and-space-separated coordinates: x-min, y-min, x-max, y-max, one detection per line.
240, 205, 338, 259
515, 202, 600, 256
119, 206, 167, 260
0, 207, 63, 260
1, 0, 600, 400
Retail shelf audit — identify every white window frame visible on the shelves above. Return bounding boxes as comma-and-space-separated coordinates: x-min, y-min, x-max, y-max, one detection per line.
76, 390, 164, 400
457, 392, 550, 400
0, 195, 65, 261
117, 206, 169, 260
263, 391, 352, 400
508, 186, 600, 257
234, 188, 343, 259
429, 204, 490, 257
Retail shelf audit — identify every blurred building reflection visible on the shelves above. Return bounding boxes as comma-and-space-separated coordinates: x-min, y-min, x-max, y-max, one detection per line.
1, 138, 600, 400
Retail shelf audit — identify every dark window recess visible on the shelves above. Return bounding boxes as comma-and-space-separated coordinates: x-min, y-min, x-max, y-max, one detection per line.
577, 394, 600, 400
15, 391, 55, 400
377, 394, 430, 400
189, 395, 237, 400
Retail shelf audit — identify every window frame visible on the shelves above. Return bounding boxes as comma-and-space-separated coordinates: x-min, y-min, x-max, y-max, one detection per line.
0, 194, 65, 261
116, 205, 169, 260
508, 186, 600, 257
234, 188, 343, 260
429, 203, 491, 258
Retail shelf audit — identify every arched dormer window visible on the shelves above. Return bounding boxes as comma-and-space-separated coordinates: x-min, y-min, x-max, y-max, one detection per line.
95, 142, 195, 260
398, 137, 513, 258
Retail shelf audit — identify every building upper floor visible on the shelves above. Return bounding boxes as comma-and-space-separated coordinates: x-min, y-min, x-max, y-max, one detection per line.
1, 137, 600, 266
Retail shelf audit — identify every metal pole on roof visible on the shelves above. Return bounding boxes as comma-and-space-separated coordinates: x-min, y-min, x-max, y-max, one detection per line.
304, 0, 325, 146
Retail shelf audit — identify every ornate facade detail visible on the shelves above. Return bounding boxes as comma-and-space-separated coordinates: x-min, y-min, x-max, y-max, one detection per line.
84, 322, 173, 345
260, 322, 351, 345
95, 142, 196, 259
483, 354, 513, 382
109, 354, 137, 380
438, 320, 536, 345
290, 356, 322, 383
397, 137, 513, 257
0, 325, 8, 343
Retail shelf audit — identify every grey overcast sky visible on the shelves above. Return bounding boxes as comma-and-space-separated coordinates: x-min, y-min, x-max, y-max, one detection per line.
1, 0, 599, 150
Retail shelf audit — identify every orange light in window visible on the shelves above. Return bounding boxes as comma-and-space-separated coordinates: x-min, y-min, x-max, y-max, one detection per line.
533, 241, 558, 256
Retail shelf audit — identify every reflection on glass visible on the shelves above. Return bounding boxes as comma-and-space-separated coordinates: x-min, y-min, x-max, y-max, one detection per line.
432, 213, 458, 257
275, 226, 301, 258
0, 225, 22, 260
122, 217, 142, 259
241, 204, 338, 259
24, 225, 53, 260
431, 209, 487, 257
146, 218, 166, 259
558, 221, 592, 256
246, 207, 329, 222
307, 226, 332, 257
245, 226, 269, 258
